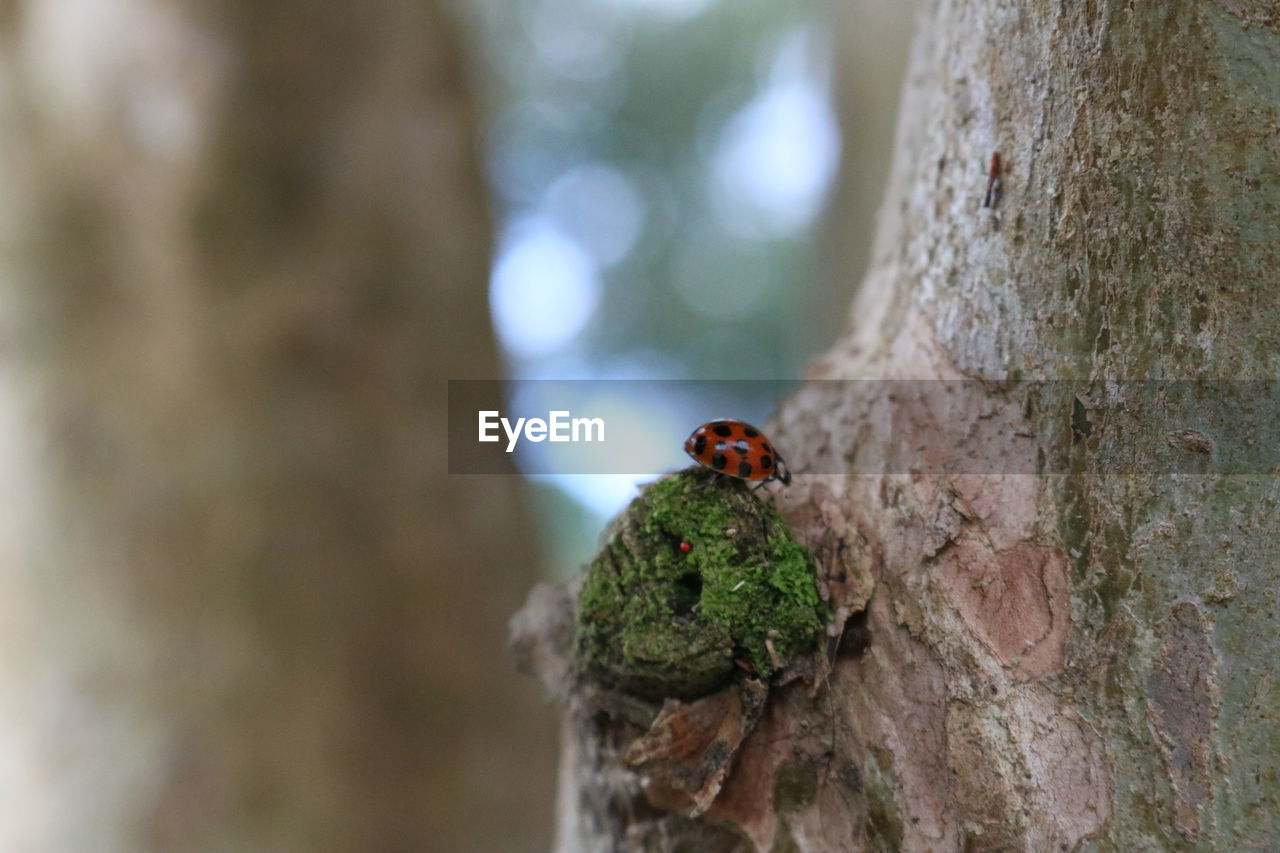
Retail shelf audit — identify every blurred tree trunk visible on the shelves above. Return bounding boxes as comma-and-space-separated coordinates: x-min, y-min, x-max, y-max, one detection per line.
0, 2, 555, 852
540, 1, 1280, 850
817, 0, 917, 349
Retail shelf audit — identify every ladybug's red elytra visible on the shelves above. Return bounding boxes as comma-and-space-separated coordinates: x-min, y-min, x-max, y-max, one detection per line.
683, 419, 791, 486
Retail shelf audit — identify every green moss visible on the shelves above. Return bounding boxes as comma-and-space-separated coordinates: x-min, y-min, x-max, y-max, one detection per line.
576, 467, 825, 700
773, 759, 819, 814
864, 748, 904, 853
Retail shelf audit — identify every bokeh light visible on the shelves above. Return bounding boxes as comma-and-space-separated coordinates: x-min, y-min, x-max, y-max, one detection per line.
542, 163, 647, 267
490, 219, 601, 358
708, 27, 839, 236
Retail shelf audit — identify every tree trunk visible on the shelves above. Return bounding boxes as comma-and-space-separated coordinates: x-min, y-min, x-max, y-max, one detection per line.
529, 1, 1280, 850
0, 3, 555, 851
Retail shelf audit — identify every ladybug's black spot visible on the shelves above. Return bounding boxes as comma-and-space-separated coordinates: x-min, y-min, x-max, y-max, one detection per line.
714, 440, 728, 452
743, 427, 759, 438
734, 439, 750, 455
713, 424, 733, 437
762, 443, 773, 456
693, 435, 707, 455
738, 461, 753, 478
711, 452, 727, 470
761, 455, 772, 469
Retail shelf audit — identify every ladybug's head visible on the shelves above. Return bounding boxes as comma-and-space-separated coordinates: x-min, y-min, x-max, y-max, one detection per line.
682, 425, 708, 464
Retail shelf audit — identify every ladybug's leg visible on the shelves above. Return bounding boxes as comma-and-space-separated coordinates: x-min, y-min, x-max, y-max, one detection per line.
752, 467, 784, 491
692, 470, 734, 492
752, 469, 788, 491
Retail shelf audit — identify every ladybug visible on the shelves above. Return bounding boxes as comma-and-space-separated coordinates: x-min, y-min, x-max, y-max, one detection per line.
683, 419, 791, 486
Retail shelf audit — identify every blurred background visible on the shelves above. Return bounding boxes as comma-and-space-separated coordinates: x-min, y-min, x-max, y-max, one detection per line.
0, 1, 913, 851
466, 0, 916, 570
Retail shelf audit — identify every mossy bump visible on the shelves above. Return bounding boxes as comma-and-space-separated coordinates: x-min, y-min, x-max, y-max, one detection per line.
576, 467, 825, 701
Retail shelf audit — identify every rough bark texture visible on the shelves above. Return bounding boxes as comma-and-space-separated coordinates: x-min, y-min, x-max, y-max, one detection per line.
531, 1, 1280, 850
0, 2, 556, 851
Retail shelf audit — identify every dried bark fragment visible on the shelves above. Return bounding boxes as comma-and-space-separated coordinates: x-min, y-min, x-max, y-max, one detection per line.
623, 679, 768, 816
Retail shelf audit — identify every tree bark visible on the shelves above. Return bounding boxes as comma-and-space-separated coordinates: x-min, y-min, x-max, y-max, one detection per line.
0, 2, 555, 851
532, 1, 1280, 850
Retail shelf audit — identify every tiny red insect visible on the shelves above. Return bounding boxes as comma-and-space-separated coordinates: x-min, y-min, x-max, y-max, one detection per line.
983, 151, 1002, 209
679, 541, 692, 552
683, 419, 791, 486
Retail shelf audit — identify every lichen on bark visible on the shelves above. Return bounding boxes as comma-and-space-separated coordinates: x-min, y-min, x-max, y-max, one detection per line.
576, 468, 825, 701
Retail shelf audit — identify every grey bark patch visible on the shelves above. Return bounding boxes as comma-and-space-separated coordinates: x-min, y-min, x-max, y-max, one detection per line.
509, 580, 579, 703
1210, 0, 1280, 34
1146, 602, 1219, 839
